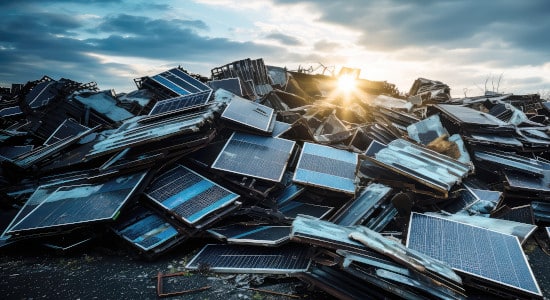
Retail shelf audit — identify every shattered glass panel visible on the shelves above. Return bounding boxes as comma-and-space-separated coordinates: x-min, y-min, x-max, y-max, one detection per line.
118, 214, 179, 251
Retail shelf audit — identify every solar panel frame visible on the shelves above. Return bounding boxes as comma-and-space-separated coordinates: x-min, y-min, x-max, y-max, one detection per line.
211, 132, 295, 182
148, 90, 212, 116
293, 142, 358, 194
221, 95, 276, 133
7, 172, 147, 235
186, 244, 311, 274
144, 164, 240, 225
406, 212, 542, 298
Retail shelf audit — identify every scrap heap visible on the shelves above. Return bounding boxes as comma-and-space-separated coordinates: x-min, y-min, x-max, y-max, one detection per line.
1, 60, 549, 299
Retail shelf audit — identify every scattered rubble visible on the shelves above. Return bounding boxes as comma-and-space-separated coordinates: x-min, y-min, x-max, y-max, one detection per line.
1, 58, 549, 299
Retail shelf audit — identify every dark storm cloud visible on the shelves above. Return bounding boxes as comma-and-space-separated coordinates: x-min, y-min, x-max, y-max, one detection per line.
0, 10, 287, 91
273, 0, 550, 60
265, 33, 302, 46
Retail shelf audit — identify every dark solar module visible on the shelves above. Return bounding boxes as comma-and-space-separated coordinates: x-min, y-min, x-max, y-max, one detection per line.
148, 90, 212, 116
0, 106, 23, 117
0, 145, 33, 160
290, 216, 367, 252
208, 224, 291, 246
212, 132, 295, 182
118, 214, 178, 251
145, 164, 239, 225
221, 95, 275, 133
7, 172, 147, 234
406, 213, 542, 298
186, 244, 310, 273
293, 142, 357, 194
279, 201, 333, 220
497, 205, 535, 224
208, 78, 243, 96
44, 119, 90, 145
26, 81, 56, 108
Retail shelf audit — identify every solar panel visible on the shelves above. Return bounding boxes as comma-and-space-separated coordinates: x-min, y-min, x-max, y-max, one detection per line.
117, 213, 180, 251
293, 142, 357, 194
279, 201, 333, 220
150, 68, 211, 96
148, 90, 212, 116
44, 119, 90, 145
0, 145, 33, 160
211, 132, 295, 182
7, 172, 147, 235
221, 95, 275, 133
144, 164, 239, 225
26, 81, 56, 108
331, 183, 393, 226
208, 78, 243, 96
186, 244, 310, 274
208, 224, 291, 246
272, 121, 291, 137
406, 212, 542, 298
0, 106, 23, 117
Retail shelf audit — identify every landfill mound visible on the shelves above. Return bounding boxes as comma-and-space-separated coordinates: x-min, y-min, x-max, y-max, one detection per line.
1, 59, 549, 299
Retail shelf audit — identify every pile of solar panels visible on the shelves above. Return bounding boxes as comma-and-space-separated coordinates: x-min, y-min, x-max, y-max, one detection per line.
2, 62, 550, 299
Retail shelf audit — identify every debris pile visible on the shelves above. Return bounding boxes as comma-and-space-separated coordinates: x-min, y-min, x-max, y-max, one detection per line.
1, 59, 549, 299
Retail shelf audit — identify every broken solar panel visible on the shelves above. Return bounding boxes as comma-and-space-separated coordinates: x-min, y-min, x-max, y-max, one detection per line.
207, 224, 291, 246
279, 201, 333, 220
406, 212, 542, 298
331, 183, 393, 226
221, 94, 276, 133
116, 212, 182, 252
212, 132, 295, 182
144, 164, 240, 226
148, 90, 212, 116
7, 172, 147, 235
44, 118, 90, 145
293, 142, 358, 194
26, 80, 56, 109
186, 244, 310, 274
150, 68, 211, 96
0, 145, 33, 161
208, 78, 243, 97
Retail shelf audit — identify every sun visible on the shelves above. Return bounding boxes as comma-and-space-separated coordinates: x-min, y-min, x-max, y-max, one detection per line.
337, 74, 357, 93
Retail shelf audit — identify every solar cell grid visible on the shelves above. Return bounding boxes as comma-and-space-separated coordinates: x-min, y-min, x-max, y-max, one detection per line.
406, 213, 541, 297
148, 91, 211, 116
221, 96, 275, 132
186, 244, 310, 273
145, 165, 239, 225
212, 132, 295, 182
118, 214, 178, 251
293, 142, 357, 194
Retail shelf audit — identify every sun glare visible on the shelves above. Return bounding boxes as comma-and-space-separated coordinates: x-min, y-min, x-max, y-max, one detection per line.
337, 74, 356, 93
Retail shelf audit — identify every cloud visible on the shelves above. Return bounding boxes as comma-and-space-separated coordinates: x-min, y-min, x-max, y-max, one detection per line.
265, 33, 302, 46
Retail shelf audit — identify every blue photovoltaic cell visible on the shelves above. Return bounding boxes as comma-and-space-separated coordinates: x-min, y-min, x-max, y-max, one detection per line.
406, 213, 541, 297
221, 96, 275, 132
118, 214, 178, 251
152, 75, 189, 95
161, 71, 201, 94
293, 142, 357, 194
145, 165, 239, 225
8, 172, 147, 234
211, 132, 295, 182
148, 90, 212, 116
169, 68, 211, 91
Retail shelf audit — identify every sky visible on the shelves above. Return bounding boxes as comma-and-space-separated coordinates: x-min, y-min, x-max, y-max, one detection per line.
1, 0, 550, 98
